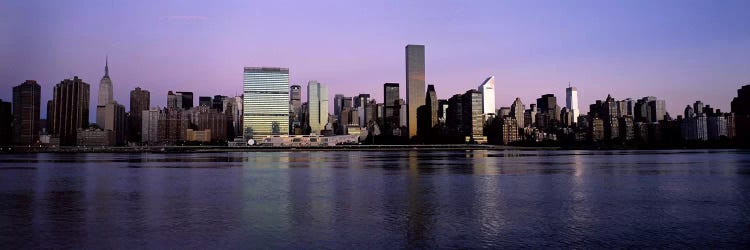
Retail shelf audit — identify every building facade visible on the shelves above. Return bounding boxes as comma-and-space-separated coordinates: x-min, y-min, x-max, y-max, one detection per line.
478, 76, 496, 116
129, 87, 150, 142
12, 80, 41, 145
307, 80, 328, 135
243, 67, 290, 140
406, 44, 425, 138
51, 77, 90, 146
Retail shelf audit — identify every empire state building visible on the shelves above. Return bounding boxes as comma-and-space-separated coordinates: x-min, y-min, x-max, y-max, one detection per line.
98, 57, 113, 106
96, 57, 114, 127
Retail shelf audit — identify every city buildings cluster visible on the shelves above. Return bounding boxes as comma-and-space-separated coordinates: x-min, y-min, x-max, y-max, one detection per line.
1, 45, 749, 148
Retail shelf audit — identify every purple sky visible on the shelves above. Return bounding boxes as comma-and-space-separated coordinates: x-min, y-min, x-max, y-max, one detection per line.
1, 0, 749, 120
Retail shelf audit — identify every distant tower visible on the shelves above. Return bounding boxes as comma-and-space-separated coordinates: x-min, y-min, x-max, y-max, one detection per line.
510, 97, 525, 128
243, 67, 289, 139
478, 76, 496, 115
96, 57, 114, 127
98, 56, 113, 106
307, 80, 328, 134
566, 84, 579, 121
12, 80, 41, 145
406, 44, 425, 138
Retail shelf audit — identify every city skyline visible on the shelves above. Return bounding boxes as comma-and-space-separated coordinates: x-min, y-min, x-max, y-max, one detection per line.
2, 0, 749, 119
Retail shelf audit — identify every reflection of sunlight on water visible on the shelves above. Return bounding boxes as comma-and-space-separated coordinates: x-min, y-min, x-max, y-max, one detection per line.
473, 155, 503, 243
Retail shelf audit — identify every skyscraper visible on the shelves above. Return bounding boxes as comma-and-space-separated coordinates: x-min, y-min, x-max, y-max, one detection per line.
212, 95, 226, 111
510, 97, 525, 129
334, 94, 345, 118
176, 92, 194, 110
462, 89, 484, 142
100, 102, 127, 145
97, 58, 114, 127
307, 80, 328, 135
406, 44, 425, 138
129, 87, 150, 143
51, 76, 90, 146
426, 84, 438, 128
565, 85, 579, 122
243, 67, 289, 140
478, 76, 496, 115
98, 57, 113, 106
731, 85, 750, 143
12, 80, 41, 145
289, 85, 302, 133
384, 83, 400, 128
167, 91, 181, 109
0, 100, 10, 145
199, 96, 212, 107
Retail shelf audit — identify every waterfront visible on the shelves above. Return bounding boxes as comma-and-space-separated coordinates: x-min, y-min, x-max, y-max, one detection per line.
1, 150, 749, 248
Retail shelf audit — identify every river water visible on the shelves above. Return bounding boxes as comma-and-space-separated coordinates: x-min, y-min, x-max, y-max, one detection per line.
1, 150, 749, 248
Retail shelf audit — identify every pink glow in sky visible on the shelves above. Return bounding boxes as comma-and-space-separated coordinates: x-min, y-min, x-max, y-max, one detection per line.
1, 0, 749, 119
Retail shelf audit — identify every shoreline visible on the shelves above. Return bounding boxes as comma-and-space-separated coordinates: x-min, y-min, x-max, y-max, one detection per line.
1, 144, 560, 153
1, 144, 746, 153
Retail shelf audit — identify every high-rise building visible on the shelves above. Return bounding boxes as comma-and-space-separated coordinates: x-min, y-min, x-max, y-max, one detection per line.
12, 80, 41, 145
176, 92, 194, 110
141, 108, 160, 144
437, 99, 449, 124
96, 58, 115, 128
128, 87, 150, 143
536, 94, 559, 128
524, 104, 537, 128
426, 84, 438, 128
212, 95, 226, 112
289, 85, 302, 133
334, 94, 345, 118
510, 97, 525, 129
0, 99, 11, 145
694, 101, 705, 116
478, 76, 496, 115
462, 89, 484, 141
565, 86, 579, 122
243, 67, 289, 140
189, 106, 227, 142
384, 83, 400, 126
406, 44, 425, 138
100, 101, 127, 145
199, 96, 212, 107
307, 80, 328, 135
446, 94, 463, 139
51, 77, 90, 146
167, 91, 182, 109
650, 99, 667, 122
354, 94, 370, 109
98, 57, 113, 106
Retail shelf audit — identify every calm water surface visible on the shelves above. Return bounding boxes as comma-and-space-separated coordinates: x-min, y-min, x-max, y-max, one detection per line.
1, 150, 749, 249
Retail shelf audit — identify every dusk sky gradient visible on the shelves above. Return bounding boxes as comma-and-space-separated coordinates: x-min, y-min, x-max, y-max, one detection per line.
1, 0, 749, 120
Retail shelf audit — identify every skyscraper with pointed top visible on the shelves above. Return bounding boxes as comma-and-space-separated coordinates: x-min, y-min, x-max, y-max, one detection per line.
97, 56, 114, 128
98, 56, 113, 106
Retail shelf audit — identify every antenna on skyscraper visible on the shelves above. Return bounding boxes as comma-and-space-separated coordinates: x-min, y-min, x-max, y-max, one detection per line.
568, 82, 571, 88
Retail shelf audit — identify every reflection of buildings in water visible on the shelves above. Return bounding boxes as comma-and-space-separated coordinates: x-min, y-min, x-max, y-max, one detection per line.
41, 161, 87, 248
566, 151, 591, 245
470, 154, 505, 242
405, 151, 437, 248
285, 151, 337, 243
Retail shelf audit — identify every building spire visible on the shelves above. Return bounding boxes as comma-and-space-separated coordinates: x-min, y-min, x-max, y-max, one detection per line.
105, 55, 109, 77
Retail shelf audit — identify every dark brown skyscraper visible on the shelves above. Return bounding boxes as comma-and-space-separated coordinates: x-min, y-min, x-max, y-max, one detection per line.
383, 83, 400, 129
51, 76, 90, 146
0, 99, 11, 145
129, 87, 150, 142
426, 84, 438, 128
406, 44, 425, 138
12, 80, 41, 145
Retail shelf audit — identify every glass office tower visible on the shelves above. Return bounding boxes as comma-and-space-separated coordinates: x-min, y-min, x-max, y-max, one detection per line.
243, 67, 290, 140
